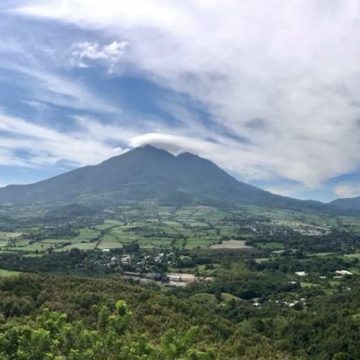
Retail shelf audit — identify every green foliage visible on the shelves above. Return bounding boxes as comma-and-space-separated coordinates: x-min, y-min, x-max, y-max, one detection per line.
0, 298, 213, 360
2, 266, 359, 359
0, 275, 296, 359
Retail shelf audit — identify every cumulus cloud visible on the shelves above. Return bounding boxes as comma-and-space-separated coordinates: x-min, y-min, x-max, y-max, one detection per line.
9, 0, 360, 190
70, 40, 128, 71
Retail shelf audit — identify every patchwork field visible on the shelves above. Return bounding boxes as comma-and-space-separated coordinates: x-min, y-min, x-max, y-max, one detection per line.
3, 204, 360, 258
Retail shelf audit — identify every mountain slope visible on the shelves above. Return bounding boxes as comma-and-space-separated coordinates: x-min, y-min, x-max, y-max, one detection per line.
330, 196, 360, 211
0, 145, 325, 210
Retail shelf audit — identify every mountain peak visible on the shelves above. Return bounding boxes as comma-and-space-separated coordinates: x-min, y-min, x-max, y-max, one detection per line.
139, 144, 161, 151
177, 151, 199, 159
131, 144, 175, 157
134, 145, 203, 160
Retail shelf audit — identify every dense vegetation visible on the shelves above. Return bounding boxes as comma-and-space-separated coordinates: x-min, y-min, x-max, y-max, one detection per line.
1, 274, 360, 359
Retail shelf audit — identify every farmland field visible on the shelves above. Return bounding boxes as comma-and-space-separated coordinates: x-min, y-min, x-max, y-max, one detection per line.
3, 204, 360, 258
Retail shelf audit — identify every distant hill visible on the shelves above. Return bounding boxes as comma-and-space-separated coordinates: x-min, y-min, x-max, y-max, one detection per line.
0, 145, 326, 210
330, 196, 360, 211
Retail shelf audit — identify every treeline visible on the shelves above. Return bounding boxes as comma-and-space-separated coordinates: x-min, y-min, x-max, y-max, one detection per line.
253, 230, 360, 254
249, 256, 358, 275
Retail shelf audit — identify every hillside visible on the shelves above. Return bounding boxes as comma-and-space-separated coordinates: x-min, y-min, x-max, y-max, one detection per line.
0, 145, 324, 210
2, 273, 360, 359
330, 196, 360, 211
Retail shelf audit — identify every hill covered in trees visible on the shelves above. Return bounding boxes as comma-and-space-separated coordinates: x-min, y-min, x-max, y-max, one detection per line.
0, 274, 360, 359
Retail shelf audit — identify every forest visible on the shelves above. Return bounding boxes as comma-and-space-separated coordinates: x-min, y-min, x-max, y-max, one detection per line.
0, 274, 360, 359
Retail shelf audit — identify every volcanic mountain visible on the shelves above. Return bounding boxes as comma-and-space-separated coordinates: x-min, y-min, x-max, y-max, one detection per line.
0, 145, 325, 210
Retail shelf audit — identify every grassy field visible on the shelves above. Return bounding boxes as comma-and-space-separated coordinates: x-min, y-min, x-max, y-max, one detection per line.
0, 231, 22, 241
0, 268, 21, 277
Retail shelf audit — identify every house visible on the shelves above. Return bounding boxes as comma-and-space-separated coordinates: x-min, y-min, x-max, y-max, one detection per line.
120, 255, 131, 265
335, 270, 352, 276
167, 273, 197, 283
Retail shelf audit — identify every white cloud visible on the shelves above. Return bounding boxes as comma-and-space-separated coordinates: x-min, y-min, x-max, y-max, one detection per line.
70, 40, 128, 71
23, 100, 48, 111
129, 133, 218, 155
0, 113, 126, 168
0, 112, 215, 171
334, 183, 360, 198
0, 58, 120, 113
20, 66, 120, 113
0, 111, 247, 181
10, 0, 360, 187
0, 30, 121, 114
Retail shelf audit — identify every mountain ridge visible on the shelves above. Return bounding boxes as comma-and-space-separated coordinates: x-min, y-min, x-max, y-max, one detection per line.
0, 145, 340, 211
330, 196, 360, 211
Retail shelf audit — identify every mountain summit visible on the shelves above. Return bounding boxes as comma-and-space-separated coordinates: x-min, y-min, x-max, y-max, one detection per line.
0, 145, 324, 210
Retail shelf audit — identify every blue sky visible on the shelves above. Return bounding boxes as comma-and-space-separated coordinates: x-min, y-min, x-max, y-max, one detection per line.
1, 0, 360, 202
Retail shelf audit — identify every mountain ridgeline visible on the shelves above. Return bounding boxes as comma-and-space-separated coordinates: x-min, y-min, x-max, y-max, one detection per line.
330, 196, 360, 211
0, 145, 333, 211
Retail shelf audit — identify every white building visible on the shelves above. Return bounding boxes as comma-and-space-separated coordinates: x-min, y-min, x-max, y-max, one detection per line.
335, 270, 352, 276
